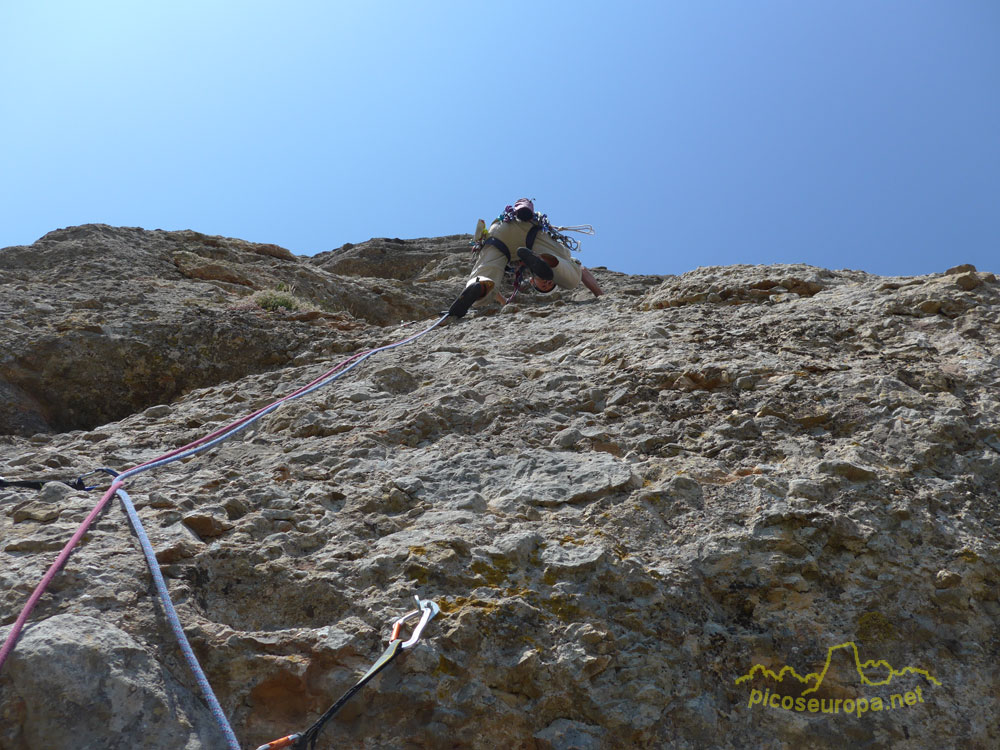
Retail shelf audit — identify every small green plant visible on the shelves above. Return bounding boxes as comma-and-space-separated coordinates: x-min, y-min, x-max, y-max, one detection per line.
252, 288, 303, 312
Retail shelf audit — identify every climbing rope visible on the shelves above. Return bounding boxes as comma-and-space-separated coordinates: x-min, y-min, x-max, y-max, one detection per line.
0, 478, 124, 672
502, 264, 528, 305
0, 313, 449, 746
255, 597, 440, 750
115, 479, 240, 749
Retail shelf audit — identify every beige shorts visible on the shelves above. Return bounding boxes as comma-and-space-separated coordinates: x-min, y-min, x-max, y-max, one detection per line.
465, 220, 581, 295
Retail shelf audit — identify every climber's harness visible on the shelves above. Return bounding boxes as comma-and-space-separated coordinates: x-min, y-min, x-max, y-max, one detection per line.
482, 235, 511, 262
525, 224, 541, 252
467, 207, 594, 304
480, 223, 540, 263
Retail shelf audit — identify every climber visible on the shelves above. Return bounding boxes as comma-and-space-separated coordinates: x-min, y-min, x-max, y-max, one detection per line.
448, 198, 603, 318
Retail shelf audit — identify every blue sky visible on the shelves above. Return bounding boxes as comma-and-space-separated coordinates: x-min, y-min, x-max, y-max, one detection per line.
1, 2, 997, 276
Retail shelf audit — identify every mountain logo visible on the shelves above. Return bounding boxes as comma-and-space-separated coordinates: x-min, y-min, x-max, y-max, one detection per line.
735, 641, 941, 717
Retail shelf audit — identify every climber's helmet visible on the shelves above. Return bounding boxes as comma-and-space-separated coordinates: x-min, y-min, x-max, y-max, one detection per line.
513, 198, 535, 221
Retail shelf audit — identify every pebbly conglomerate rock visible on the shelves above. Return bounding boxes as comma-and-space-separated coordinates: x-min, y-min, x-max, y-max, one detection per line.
1, 226, 999, 749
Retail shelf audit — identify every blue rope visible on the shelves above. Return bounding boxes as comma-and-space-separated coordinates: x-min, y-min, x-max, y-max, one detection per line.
102, 313, 448, 747
116, 486, 241, 750
131, 314, 449, 475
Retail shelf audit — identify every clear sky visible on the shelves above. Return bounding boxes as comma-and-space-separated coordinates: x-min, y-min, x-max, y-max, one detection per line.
1, 2, 997, 277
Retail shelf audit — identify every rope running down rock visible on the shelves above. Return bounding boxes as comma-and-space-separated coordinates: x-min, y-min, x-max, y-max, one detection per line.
0, 313, 450, 748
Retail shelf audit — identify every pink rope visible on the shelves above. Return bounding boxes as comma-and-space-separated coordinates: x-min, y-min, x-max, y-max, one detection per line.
0, 480, 123, 669
0, 316, 445, 671
131, 350, 367, 471
0, 354, 368, 671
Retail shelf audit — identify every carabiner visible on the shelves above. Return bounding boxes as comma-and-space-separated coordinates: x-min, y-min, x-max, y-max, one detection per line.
389, 596, 440, 649
75, 467, 120, 490
254, 733, 301, 750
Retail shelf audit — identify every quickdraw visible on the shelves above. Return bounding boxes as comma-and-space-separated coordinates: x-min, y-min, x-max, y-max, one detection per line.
0, 315, 450, 749
500, 264, 529, 305
255, 597, 441, 750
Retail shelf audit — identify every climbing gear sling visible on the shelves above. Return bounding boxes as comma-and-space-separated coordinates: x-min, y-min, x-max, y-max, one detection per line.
255, 597, 441, 750
0, 314, 450, 749
0, 468, 118, 492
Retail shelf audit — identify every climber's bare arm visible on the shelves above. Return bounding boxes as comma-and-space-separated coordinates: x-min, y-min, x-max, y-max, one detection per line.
581, 267, 604, 297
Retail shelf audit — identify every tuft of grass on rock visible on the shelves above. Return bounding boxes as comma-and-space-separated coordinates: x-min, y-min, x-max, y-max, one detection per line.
227, 285, 314, 315
250, 287, 311, 313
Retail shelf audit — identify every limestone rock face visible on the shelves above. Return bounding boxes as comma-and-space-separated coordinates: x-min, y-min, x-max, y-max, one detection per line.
0, 225, 451, 435
310, 235, 473, 324
1, 227, 999, 749
0, 614, 226, 749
